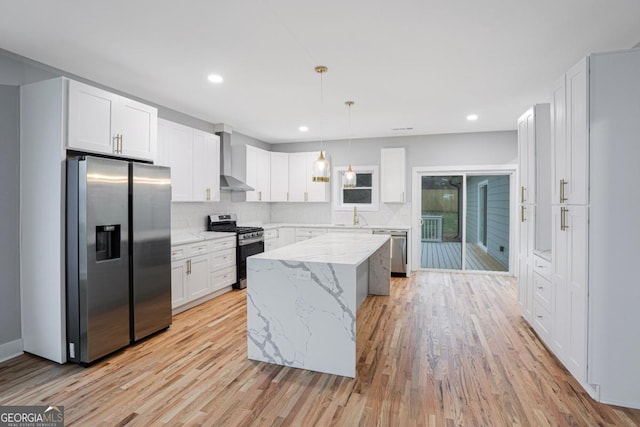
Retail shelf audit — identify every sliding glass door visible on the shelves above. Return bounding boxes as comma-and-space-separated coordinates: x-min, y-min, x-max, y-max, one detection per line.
420, 175, 463, 270
418, 171, 511, 273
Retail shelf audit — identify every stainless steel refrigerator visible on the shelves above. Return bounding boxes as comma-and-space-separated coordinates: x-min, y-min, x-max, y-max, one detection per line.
66, 156, 171, 364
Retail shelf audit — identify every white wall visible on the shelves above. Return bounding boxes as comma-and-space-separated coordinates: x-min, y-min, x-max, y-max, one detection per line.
0, 85, 22, 355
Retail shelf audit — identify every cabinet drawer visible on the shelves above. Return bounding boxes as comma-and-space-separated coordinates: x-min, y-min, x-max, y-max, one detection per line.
533, 255, 551, 280
211, 265, 236, 291
171, 245, 188, 261
189, 242, 209, 257
533, 299, 552, 339
264, 228, 279, 240
210, 237, 236, 252
210, 248, 236, 271
533, 273, 552, 311
265, 239, 278, 252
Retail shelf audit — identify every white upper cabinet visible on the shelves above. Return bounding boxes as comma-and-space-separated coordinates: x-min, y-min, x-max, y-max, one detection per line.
551, 58, 588, 206
287, 151, 329, 203
67, 79, 157, 161
288, 152, 308, 202
245, 145, 271, 202
380, 147, 406, 203
517, 110, 535, 204
157, 119, 220, 202
193, 130, 220, 202
117, 97, 158, 160
270, 152, 289, 202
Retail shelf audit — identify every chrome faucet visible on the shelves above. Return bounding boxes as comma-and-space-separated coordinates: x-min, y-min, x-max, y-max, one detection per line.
353, 206, 359, 226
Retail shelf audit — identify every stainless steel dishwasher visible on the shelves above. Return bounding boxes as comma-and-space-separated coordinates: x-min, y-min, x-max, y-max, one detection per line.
372, 229, 407, 276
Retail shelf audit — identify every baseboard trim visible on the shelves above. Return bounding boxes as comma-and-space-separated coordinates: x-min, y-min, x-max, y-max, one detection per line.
0, 338, 24, 363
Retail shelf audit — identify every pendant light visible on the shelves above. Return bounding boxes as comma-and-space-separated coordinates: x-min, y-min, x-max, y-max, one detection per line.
343, 100, 356, 188
312, 66, 330, 182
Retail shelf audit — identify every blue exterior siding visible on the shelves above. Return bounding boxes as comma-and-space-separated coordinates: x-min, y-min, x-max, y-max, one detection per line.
466, 175, 510, 269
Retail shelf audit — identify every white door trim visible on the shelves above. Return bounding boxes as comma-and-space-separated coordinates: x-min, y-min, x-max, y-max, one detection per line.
412, 164, 517, 274
477, 179, 489, 250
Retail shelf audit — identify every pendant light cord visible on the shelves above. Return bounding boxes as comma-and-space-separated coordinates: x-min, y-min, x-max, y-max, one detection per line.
320, 70, 324, 150
348, 102, 352, 159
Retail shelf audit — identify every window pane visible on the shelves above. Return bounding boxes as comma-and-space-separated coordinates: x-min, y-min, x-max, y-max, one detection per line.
343, 189, 372, 204
356, 173, 372, 187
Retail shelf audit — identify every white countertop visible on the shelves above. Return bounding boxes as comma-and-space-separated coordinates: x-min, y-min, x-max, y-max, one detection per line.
171, 231, 236, 246
250, 232, 390, 265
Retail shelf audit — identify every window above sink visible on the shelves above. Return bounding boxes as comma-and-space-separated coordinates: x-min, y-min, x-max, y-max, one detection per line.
332, 165, 379, 211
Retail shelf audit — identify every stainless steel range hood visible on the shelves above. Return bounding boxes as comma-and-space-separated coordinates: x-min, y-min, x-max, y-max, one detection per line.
215, 127, 253, 192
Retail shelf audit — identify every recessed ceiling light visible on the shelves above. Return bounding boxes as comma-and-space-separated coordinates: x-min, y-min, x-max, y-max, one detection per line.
467, 114, 479, 121
207, 74, 223, 84
299, 126, 309, 132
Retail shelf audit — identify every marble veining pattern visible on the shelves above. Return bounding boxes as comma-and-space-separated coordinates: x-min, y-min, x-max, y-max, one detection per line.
247, 233, 390, 378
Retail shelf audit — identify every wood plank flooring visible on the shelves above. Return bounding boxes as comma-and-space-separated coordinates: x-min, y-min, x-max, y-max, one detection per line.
1, 272, 639, 426
421, 242, 508, 272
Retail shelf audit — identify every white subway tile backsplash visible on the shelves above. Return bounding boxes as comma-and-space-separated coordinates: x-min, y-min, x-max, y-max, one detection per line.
171, 192, 411, 232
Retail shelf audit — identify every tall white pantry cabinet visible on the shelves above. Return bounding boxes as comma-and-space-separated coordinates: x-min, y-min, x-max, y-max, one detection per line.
520, 49, 640, 409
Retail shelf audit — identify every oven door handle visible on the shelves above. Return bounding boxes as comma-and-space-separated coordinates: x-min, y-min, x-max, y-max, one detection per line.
239, 237, 265, 246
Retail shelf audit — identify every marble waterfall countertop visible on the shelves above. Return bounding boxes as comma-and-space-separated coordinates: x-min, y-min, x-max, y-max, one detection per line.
251, 233, 391, 264
247, 232, 391, 378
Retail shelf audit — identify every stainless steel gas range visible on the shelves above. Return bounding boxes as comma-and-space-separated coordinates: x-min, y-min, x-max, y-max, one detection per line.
207, 214, 264, 289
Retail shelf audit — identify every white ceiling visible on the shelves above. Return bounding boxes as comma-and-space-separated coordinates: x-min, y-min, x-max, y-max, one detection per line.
2, 1, 640, 143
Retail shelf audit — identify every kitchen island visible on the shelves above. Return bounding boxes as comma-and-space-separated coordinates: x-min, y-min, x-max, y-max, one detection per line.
246, 233, 391, 377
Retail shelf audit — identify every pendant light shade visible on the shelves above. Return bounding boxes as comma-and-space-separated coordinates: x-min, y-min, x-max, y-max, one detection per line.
312, 66, 330, 183
312, 150, 330, 182
343, 100, 356, 188
343, 164, 356, 188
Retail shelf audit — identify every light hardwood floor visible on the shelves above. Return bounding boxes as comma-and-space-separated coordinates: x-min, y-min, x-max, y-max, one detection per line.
1, 272, 639, 426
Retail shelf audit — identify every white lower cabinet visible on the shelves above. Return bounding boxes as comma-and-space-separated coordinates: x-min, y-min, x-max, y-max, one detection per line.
171, 260, 187, 308
279, 227, 296, 247
171, 242, 210, 308
531, 254, 552, 342
209, 236, 237, 292
172, 236, 237, 312
188, 254, 210, 300
264, 228, 279, 251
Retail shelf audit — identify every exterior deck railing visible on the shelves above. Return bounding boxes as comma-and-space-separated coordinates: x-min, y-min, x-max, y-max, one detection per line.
421, 215, 442, 242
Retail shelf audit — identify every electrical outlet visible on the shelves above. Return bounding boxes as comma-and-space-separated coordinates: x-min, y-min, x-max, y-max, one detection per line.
500, 246, 504, 252
69, 343, 75, 359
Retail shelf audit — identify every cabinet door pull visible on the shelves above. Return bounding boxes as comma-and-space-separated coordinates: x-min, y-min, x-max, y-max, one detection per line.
206, 188, 211, 201
560, 207, 570, 231
521, 205, 526, 223
560, 179, 568, 203
521, 186, 526, 203
259, 191, 262, 201
113, 135, 119, 153
186, 259, 192, 275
